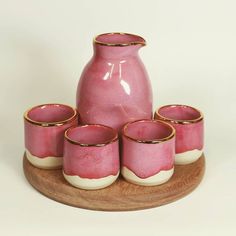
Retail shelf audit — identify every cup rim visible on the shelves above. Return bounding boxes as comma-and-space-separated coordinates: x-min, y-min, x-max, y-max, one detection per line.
121, 119, 175, 144
24, 103, 78, 127
93, 32, 146, 47
65, 124, 119, 147
155, 104, 204, 125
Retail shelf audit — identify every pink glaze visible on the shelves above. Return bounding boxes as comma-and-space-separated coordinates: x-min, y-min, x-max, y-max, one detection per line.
155, 105, 204, 153
121, 120, 175, 178
63, 125, 119, 178
24, 104, 78, 158
76, 33, 153, 131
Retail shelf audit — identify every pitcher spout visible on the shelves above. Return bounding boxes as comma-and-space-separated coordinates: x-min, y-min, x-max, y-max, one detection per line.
94, 32, 146, 47
93, 32, 146, 58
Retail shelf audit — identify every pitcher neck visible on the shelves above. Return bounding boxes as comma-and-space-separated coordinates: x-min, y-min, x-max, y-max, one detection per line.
93, 32, 146, 59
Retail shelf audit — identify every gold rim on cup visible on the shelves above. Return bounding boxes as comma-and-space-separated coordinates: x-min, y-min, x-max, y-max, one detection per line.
154, 104, 204, 125
65, 124, 119, 147
122, 119, 175, 144
24, 104, 78, 127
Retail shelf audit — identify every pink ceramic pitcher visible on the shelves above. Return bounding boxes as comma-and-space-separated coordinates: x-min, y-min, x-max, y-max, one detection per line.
76, 32, 153, 131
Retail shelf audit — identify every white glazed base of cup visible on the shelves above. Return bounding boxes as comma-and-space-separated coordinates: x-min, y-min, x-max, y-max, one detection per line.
25, 149, 63, 169
121, 167, 174, 186
175, 149, 203, 165
63, 171, 119, 190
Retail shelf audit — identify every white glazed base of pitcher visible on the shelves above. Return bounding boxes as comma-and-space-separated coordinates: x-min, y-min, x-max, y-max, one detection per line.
175, 149, 203, 165
25, 149, 62, 169
63, 172, 119, 190
121, 166, 174, 186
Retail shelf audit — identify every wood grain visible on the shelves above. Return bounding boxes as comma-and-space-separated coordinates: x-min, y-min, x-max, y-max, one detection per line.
23, 153, 205, 211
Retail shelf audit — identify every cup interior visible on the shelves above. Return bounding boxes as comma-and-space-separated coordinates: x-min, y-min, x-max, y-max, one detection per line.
66, 125, 118, 146
157, 105, 202, 121
27, 104, 76, 124
123, 120, 174, 142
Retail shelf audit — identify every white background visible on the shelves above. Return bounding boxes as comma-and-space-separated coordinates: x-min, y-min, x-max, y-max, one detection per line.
0, 0, 236, 235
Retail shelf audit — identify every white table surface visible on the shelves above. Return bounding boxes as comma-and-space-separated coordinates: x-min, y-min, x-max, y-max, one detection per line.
0, 0, 235, 235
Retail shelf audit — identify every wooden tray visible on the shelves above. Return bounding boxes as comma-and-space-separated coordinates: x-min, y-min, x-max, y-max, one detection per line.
23, 153, 205, 211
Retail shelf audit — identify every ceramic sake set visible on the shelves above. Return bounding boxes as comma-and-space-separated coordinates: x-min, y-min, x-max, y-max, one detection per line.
24, 32, 204, 190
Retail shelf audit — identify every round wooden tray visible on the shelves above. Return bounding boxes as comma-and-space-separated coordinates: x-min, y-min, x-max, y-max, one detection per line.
23, 153, 205, 211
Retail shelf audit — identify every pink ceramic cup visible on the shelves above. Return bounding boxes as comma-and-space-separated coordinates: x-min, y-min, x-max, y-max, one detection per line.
24, 104, 78, 169
63, 124, 120, 190
154, 105, 204, 165
121, 119, 175, 186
